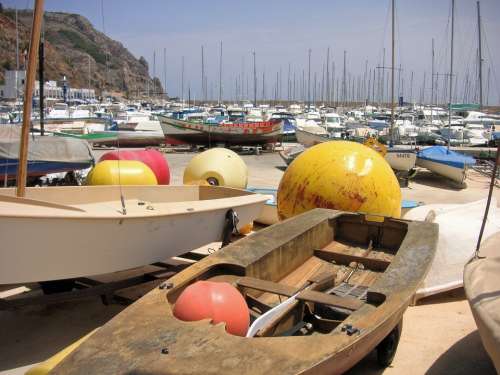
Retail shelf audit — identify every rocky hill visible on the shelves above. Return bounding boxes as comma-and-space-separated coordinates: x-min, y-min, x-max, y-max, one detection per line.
0, 5, 164, 97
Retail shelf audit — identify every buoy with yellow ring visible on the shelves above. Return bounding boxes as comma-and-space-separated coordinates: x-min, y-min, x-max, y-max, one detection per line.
183, 148, 248, 188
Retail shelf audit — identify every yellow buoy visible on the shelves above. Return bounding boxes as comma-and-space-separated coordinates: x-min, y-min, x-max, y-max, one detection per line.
277, 141, 401, 220
183, 148, 248, 189
86, 160, 158, 185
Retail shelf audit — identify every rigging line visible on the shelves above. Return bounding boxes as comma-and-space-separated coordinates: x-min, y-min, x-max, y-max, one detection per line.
377, 0, 392, 68
482, 27, 500, 104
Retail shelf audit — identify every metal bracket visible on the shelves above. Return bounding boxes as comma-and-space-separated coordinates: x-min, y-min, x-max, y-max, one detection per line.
221, 209, 239, 247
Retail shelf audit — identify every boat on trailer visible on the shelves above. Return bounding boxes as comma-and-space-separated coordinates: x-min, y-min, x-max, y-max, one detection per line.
158, 115, 282, 146
49, 208, 437, 375
0, 185, 266, 284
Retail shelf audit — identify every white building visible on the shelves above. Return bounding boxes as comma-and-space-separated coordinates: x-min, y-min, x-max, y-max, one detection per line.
0, 70, 26, 99
1, 70, 96, 101
33, 80, 96, 101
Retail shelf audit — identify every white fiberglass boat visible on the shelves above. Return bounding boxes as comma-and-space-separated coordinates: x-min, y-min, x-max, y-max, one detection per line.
0, 185, 266, 284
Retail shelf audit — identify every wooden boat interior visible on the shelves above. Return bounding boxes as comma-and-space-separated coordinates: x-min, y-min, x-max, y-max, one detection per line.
166, 212, 410, 338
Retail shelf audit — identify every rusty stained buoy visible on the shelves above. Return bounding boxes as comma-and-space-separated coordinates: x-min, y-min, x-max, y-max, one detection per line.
277, 141, 401, 220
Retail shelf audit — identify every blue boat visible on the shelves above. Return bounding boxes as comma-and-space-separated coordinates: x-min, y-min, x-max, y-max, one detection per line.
416, 146, 475, 183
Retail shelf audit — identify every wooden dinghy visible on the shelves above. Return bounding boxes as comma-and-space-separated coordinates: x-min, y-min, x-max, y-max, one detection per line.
0, 185, 266, 284
50, 208, 437, 375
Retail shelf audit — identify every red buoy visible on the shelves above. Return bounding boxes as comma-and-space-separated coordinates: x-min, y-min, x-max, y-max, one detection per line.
173, 281, 249, 336
99, 149, 170, 184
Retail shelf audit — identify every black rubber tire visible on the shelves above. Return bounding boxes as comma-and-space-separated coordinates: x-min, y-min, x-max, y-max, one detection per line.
39, 279, 75, 295
377, 320, 403, 367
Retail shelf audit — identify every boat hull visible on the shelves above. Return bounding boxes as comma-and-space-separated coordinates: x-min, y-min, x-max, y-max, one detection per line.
50, 209, 438, 375
0, 185, 266, 284
159, 116, 282, 146
416, 158, 466, 183
385, 149, 417, 172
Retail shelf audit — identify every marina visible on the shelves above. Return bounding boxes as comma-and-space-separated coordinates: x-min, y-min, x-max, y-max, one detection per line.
1, 0, 500, 374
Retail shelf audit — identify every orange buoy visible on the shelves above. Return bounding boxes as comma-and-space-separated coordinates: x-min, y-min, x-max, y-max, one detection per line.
173, 281, 249, 336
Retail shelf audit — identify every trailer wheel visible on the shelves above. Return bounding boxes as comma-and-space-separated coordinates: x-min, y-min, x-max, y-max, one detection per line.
39, 280, 75, 295
377, 320, 402, 367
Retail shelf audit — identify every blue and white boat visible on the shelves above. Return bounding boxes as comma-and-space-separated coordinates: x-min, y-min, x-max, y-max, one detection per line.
417, 146, 475, 184
271, 112, 296, 141
246, 187, 278, 225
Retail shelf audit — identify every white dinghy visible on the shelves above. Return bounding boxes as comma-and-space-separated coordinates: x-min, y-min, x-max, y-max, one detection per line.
404, 199, 500, 301
0, 185, 266, 284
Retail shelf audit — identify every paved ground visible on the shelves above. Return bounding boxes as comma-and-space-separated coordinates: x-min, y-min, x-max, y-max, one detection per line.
0, 147, 498, 374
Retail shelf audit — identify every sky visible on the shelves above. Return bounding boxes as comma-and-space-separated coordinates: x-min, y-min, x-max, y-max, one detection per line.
3, 0, 500, 105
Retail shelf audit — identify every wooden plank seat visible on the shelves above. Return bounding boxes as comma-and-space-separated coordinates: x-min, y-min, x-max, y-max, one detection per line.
314, 249, 391, 271
236, 272, 336, 298
296, 290, 365, 311
236, 277, 299, 297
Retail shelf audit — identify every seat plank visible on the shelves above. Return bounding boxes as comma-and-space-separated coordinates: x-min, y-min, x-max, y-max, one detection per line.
296, 290, 364, 311
236, 277, 298, 297
314, 249, 391, 271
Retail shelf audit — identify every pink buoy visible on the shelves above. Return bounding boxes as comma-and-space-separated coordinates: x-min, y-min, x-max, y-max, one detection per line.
173, 281, 249, 337
99, 149, 170, 184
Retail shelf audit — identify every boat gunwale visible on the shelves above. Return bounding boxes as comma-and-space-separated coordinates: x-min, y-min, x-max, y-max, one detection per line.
0, 185, 267, 219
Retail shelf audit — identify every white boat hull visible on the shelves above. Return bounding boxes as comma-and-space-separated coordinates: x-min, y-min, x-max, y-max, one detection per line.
405, 199, 500, 301
385, 150, 417, 172
416, 157, 467, 183
0, 185, 266, 284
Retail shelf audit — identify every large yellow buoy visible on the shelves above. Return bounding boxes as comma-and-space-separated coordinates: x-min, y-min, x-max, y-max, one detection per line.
86, 160, 158, 185
277, 141, 401, 220
183, 148, 248, 189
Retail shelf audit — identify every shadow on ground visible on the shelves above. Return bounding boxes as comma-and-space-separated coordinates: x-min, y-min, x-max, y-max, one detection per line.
426, 330, 495, 375
0, 298, 124, 371
411, 170, 465, 191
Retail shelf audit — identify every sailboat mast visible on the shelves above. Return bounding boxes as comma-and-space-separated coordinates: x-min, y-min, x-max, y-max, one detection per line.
448, 0, 455, 150
218, 41, 222, 105
201, 46, 205, 102
253, 51, 257, 107
16, 0, 45, 197
307, 49, 311, 109
39, 23, 44, 136
431, 38, 435, 112
477, 1, 483, 109
390, 0, 395, 145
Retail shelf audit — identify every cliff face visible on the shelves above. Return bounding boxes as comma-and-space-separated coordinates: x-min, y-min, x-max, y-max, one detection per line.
0, 7, 164, 97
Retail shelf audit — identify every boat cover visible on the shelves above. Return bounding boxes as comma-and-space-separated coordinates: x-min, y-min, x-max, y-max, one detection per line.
404, 199, 500, 300
417, 146, 475, 168
464, 249, 500, 372
0, 135, 94, 164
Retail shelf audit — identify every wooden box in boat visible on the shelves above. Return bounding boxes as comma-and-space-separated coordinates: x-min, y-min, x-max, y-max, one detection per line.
50, 208, 437, 375
0, 185, 266, 284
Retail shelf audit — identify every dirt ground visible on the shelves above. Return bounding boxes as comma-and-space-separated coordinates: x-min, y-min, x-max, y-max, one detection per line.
0, 147, 498, 374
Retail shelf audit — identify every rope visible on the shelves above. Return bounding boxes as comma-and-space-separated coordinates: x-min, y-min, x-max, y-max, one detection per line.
475, 143, 499, 259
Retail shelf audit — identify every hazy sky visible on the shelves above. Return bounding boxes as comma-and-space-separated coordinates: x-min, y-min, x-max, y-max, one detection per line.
4, 0, 500, 104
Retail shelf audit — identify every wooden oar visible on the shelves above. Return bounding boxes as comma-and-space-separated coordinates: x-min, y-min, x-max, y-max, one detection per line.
0, 194, 86, 212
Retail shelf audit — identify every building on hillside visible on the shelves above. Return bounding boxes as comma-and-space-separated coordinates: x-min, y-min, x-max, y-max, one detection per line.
33, 79, 96, 101
0, 70, 25, 99
1, 70, 96, 101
